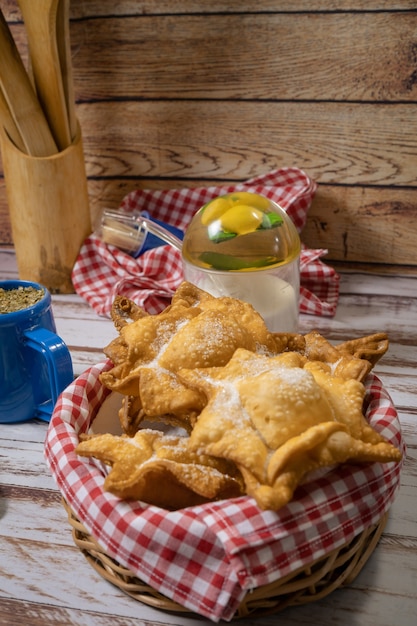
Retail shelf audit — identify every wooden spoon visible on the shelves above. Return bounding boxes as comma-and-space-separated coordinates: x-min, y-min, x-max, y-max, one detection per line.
18, 0, 72, 151
0, 9, 58, 156
0, 87, 26, 152
56, 0, 77, 141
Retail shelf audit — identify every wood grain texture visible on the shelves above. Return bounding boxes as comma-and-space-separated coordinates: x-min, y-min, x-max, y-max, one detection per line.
71, 101, 416, 183
22, 12, 417, 102
304, 186, 417, 264
0, 1, 416, 266
3, 0, 417, 19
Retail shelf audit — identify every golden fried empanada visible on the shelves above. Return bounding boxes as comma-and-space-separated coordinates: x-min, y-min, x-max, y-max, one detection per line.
76, 429, 244, 509
276, 330, 389, 382
336, 332, 389, 367
179, 348, 402, 511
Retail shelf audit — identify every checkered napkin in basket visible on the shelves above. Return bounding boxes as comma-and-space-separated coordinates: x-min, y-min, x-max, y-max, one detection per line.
71, 168, 340, 318
45, 361, 405, 622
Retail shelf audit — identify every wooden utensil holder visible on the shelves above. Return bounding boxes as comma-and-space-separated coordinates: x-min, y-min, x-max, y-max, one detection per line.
1, 122, 91, 293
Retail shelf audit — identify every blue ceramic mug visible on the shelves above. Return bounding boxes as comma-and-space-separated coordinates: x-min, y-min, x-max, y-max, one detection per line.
0, 280, 73, 423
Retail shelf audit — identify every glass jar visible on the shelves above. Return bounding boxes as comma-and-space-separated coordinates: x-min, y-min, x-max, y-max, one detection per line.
182, 192, 301, 332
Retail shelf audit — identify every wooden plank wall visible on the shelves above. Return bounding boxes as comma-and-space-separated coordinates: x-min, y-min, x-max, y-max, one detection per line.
1, 0, 416, 269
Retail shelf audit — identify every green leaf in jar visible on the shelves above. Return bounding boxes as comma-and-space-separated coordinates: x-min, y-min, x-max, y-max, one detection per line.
199, 251, 280, 270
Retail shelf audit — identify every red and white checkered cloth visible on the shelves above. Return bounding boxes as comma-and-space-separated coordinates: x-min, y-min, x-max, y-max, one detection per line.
45, 360, 404, 622
72, 168, 340, 318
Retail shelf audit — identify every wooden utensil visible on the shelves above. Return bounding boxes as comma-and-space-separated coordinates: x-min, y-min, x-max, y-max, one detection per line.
56, 0, 77, 141
0, 87, 26, 153
18, 0, 72, 151
0, 9, 58, 156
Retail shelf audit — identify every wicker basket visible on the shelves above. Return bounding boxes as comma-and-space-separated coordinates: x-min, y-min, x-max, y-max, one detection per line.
63, 498, 388, 619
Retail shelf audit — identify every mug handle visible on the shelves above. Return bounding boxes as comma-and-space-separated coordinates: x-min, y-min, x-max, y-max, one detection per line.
24, 327, 74, 421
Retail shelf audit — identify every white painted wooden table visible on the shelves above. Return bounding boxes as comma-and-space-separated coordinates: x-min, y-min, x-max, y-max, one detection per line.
1, 247, 416, 626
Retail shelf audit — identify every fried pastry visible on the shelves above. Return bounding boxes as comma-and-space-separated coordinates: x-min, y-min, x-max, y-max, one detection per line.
272, 332, 306, 354
272, 330, 389, 382
303, 330, 389, 381
179, 348, 402, 511
110, 295, 148, 331
76, 429, 245, 509
100, 282, 277, 434
336, 332, 389, 367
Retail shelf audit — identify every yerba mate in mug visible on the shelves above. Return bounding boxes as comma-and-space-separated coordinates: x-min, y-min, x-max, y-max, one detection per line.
0, 280, 73, 423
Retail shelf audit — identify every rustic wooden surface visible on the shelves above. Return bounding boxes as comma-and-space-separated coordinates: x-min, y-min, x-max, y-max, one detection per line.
0, 1, 416, 267
1, 247, 416, 626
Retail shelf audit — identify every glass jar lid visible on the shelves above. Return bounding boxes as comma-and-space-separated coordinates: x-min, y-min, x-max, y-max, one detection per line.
182, 192, 301, 271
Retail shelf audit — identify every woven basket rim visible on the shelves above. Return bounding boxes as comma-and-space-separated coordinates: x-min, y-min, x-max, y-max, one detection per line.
63, 498, 388, 620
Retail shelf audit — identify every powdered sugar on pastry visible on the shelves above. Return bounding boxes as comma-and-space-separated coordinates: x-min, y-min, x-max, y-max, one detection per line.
179, 348, 402, 510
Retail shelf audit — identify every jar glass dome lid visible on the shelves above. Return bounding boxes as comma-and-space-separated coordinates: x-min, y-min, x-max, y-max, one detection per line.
182, 192, 301, 271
